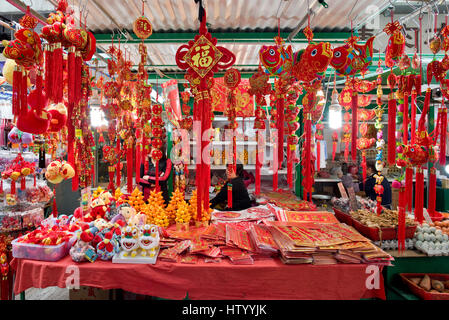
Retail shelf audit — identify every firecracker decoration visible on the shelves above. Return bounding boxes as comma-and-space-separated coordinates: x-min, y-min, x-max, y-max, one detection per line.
358, 122, 376, 185
150, 103, 164, 191
289, 23, 332, 201
0, 234, 14, 300
249, 69, 270, 195
176, 7, 235, 221
387, 72, 397, 166
373, 61, 386, 216
258, 33, 293, 191
223, 68, 241, 208
285, 88, 301, 189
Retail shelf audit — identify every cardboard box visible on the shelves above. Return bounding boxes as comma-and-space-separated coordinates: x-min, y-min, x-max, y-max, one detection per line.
69, 286, 115, 300
391, 188, 399, 210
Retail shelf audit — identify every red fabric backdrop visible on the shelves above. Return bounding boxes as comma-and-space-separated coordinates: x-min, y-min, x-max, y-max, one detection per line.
210, 78, 254, 117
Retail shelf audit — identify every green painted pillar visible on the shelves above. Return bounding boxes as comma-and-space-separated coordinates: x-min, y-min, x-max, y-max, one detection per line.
295, 108, 304, 198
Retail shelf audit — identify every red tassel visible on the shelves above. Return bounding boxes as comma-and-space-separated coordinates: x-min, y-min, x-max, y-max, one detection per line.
418, 88, 431, 132
33, 174, 36, 187
116, 139, 121, 188
273, 131, 279, 192
411, 90, 417, 144
344, 141, 349, 162
35, 70, 43, 111
20, 70, 27, 117
302, 111, 313, 200
414, 168, 424, 223
44, 45, 53, 99
351, 91, 358, 162
276, 97, 284, 170
428, 168, 437, 215
67, 47, 76, 104
403, 92, 409, 145
53, 43, 63, 103
332, 131, 338, 161
388, 95, 397, 165
52, 187, 58, 217
287, 145, 293, 189
440, 108, 447, 165
108, 169, 115, 192
316, 140, 321, 172
10, 180, 16, 195
135, 142, 140, 185
0, 180, 3, 194
405, 167, 413, 213
20, 176, 25, 191
398, 187, 406, 252
127, 145, 133, 194
227, 183, 233, 209
255, 130, 262, 195
75, 53, 82, 104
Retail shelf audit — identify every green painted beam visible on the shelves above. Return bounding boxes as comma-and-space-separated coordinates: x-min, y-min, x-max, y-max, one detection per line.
94, 31, 352, 44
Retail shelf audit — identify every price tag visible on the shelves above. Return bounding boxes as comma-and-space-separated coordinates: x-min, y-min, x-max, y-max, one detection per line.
75, 129, 83, 138
337, 182, 349, 198
347, 187, 358, 211
422, 208, 434, 225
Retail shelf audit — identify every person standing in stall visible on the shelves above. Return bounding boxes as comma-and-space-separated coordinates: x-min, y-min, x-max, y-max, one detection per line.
359, 161, 392, 208
210, 163, 252, 211
139, 146, 172, 204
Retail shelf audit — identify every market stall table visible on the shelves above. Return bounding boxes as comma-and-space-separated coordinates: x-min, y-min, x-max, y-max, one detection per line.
11, 256, 386, 300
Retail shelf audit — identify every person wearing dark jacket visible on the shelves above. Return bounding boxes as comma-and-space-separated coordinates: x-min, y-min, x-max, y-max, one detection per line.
359, 161, 392, 208
210, 164, 252, 211
139, 151, 172, 204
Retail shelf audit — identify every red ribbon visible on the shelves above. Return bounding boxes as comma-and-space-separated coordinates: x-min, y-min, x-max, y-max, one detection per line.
387, 96, 397, 165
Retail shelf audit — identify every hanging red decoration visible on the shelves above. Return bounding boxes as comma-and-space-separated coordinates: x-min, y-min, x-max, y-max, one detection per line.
176, 9, 235, 221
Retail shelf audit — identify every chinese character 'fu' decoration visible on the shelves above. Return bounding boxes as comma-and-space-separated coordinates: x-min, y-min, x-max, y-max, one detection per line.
175, 10, 235, 221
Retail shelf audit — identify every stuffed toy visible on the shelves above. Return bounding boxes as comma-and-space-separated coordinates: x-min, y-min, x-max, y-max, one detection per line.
138, 224, 159, 257
16, 87, 51, 135
85, 197, 108, 221
45, 160, 75, 184
69, 227, 96, 263
259, 38, 293, 77
46, 102, 67, 132
118, 202, 146, 227
330, 37, 375, 76
291, 42, 333, 84
96, 231, 119, 260
120, 225, 140, 258
7, 127, 33, 145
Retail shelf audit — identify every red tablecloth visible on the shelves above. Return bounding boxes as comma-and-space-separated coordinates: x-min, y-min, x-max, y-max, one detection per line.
11, 256, 385, 300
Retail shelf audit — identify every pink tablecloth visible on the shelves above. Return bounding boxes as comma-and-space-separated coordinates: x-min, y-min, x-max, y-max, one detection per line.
11, 256, 385, 300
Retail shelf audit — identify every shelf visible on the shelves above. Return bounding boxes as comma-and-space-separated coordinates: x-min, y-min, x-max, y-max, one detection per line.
187, 164, 287, 175
213, 116, 255, 121
188, 141, 287, 146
